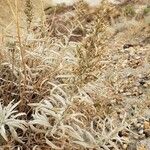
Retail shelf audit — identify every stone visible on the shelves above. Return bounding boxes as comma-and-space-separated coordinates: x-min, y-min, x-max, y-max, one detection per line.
144, 121, 150, 129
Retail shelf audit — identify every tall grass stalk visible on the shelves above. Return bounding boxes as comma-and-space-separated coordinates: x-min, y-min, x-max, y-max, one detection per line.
7, 0, 27, 110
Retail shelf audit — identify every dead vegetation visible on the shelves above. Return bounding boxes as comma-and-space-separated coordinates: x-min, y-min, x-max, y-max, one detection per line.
0, 0, 150, 149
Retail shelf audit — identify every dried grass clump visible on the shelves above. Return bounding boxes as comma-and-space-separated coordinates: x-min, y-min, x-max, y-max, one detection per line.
0, 0, 149, 149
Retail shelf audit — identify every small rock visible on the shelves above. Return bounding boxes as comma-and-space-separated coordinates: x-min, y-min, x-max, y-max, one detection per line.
138, 74, 143, 78
123, 92, 131, 96
139, 129, 144, 135
144, 121, 150, 129
137, 123, 142, 128
119, 114, 124, 119
122, 143, 128, 149
128, 47, 136, 56
144, 129, 150, 137
135, 56, 141, 59
123, 44, 134, 49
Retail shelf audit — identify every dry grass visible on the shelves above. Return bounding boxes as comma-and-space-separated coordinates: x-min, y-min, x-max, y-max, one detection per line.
0, 0, 150, 149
